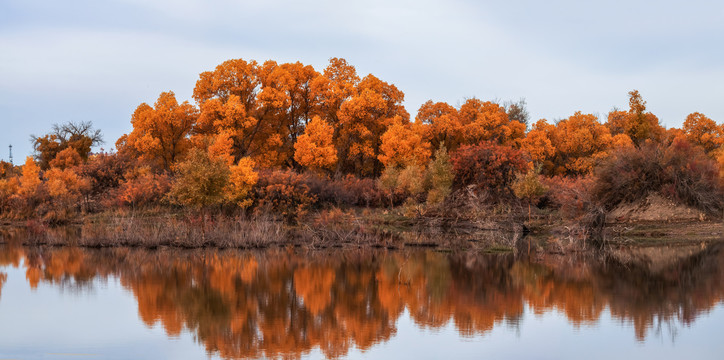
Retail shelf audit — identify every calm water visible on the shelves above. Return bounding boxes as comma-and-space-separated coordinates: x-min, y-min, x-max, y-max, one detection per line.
0, 242, 723, 359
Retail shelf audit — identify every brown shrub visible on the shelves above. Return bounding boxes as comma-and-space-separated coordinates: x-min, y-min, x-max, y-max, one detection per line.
593, 138, 723, 215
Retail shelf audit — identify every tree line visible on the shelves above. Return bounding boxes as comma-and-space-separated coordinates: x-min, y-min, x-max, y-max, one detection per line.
1, 57, 723, 223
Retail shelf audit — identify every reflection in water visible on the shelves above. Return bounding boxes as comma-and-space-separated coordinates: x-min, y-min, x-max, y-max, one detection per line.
0, 242, 723, 359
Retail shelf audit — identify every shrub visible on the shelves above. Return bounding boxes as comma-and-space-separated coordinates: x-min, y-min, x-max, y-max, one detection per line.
78, 151, 131, 199
254, 170, 317, 223
169, 148, 230, 210
593, 138, 723, 215
114, 168, 172, 208
512, 166, 548, 220
542, 176, 595, 220
426, 145, 454, 206
451, 141, 528, 200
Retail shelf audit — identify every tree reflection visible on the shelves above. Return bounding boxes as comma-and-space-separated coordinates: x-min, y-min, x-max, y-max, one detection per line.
0, 242, 723, 358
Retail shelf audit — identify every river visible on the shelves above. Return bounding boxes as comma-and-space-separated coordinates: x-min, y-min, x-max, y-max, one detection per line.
0, 242, 723, 359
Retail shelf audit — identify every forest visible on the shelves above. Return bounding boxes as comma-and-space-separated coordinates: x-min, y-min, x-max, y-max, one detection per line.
0, 57, 722, 246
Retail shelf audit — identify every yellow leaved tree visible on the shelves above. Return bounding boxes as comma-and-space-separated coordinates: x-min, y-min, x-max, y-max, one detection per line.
294, 116, 337, 172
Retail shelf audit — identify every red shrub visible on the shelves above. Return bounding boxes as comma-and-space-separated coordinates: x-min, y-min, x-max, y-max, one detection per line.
254, 170, 317, 223
111, 172, 171, 208
451, 141, 528, 199
542, 176, 595, 219
256, 170, 385, 210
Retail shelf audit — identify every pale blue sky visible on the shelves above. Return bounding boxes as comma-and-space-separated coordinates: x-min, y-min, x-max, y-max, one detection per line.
1, 0, 723, 161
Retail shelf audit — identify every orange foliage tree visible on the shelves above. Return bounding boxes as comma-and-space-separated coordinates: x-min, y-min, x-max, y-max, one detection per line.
336, 75, 409, 176
294, 116, 337, 172
521, 119, 556, 166
548, 112, 612, 176
415, 101, 464, 152
459, 99, 526, 147
19, 157, 43, 199
682, 112, 722, 154
193, 58, 326, 168
378, 119, 431, 169
606, 90, 664, 146
32, 121, 102, 170
226, 157, 258, 208
49, 147, 82, 170
120, 91, 198, 171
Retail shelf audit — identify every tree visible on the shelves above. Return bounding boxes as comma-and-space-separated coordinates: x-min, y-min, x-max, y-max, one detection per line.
619, 90, 664, 145
548, 112, 612, 176
521, 119, 555, 166
226, 157, 258, 208
193, 58, 327, 168
19, 157, 42, 199
49, 147, 82, 170
121, 92, 198, 171
415, 100, 464, 152
504, 98, 530, 127
45, 167, 90, 211
32, 121, 103, 169
0, 161, 15, 179
682, 112, 722, 154
312, 57, 360, 126
459, 98, 525, 147
294, 116, 337, 172
336, 74, 409, 176
378, 120, 431, 169
170, 149, 230, 210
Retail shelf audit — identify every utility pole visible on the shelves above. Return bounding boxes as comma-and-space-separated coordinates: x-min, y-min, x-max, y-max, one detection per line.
8, 145, 12, 165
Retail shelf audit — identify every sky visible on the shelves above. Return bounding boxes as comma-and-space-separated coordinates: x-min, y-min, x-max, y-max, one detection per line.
1, 0, 723, 161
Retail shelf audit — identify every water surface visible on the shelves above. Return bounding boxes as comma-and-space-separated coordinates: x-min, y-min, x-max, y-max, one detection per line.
0, 242, 723, 359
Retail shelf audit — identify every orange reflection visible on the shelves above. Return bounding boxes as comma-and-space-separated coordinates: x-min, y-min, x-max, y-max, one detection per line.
1, 243, 722, 358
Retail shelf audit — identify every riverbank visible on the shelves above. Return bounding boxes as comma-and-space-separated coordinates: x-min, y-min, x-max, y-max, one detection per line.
1, 206, 722, 253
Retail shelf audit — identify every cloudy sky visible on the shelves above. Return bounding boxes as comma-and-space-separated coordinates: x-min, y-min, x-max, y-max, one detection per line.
1, 0, 723, 161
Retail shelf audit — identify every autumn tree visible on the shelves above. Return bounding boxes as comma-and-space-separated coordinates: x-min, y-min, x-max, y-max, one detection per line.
120, 91, 198, 171
45, 167, 90, 214
226, 157, 258, 208
312, 57, 360, 126
32, 121, 102, 169
0, 161, 15, 179
414, 101, 464, 152
548, 112, 612, 176
378, 120, 431, 169
78, 151, 131, 202
0, 176, 20, 214
19, 157, 43, 199
682, 112, 722, 154
170, 149, 230, 210
49, 147, 82, 170
126, 92, 198, 169
606, 90, 664, 146
193, 58, 326, 168
459, 98, 525, 147
337, 74, 409, 176
521, 119, 555, 168
294, 116, 337, 172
